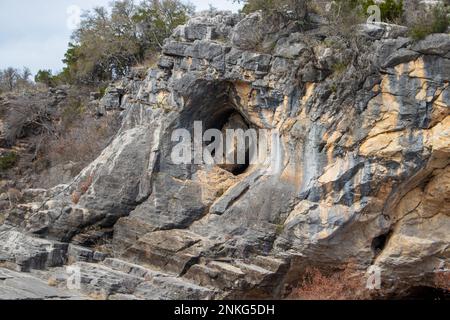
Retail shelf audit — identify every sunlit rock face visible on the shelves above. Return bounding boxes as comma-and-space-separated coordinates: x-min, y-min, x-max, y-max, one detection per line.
4, 12, 449, 298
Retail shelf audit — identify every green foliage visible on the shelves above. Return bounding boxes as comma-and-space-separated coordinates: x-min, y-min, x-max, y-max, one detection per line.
238, 0, 403, 23
330, 83, 338, 94
55, 42, 81, 84
409, 27, 429, 41
332, 62, 348, 75
134, 0, 194, 49
56, 0, 193, 85
238, 0, 308, 19
333, 0, 403, 23
35, 70, 56, 87
409, 4, 449, 40
378, 0, 403, 22
275, 223, 285, 236
98, 85, 108, 98
0, 152, 18, 171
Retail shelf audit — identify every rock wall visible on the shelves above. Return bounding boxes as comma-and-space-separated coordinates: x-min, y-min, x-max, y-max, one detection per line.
1, 11, 449, 299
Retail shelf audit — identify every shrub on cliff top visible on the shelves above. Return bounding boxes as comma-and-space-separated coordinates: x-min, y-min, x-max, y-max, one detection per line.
57, 0, 194, 85
238, 0, 308, 20
35, 70, 57, 87
238, 0, 404, 23
332, 0, 403, 22
408, 4, 449, 40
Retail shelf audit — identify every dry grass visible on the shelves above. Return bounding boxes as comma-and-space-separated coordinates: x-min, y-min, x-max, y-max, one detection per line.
408, 4, 449, 40
46, 114, 119, 168
71, 175, 94, 204
71, 191, 82, 205
290, 266, 371, 300
47, 277, 59, 287
7, 188, 23, 204
1, 86, 120, 190
134, 54, 160, 70
434, 272, 450, 291
80, 175, 93, 194
88, 292, 108, 300
92, 236, 115, 257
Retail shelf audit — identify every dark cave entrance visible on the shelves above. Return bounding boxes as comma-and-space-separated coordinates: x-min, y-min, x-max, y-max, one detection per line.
371, 231, 392, 256
214, 110, 253, 176
175, 81, 255, 177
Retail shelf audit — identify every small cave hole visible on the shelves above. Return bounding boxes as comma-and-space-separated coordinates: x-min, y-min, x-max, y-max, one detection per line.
205, 109, 253, 176
371, 231, 391, 256
228, 149, 251, 176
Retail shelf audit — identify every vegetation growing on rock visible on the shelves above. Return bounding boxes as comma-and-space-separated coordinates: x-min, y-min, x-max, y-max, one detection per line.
0, 152, 18, 171
36, 0, 194, 86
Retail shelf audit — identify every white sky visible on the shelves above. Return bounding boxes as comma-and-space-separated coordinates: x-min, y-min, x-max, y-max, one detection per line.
0, 0, 242, 75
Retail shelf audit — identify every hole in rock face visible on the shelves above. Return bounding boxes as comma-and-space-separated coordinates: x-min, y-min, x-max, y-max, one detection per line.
371, 231, 391, 255
216, 112, 251, 176
170, 81, 260, 177
203, 110, 252, 176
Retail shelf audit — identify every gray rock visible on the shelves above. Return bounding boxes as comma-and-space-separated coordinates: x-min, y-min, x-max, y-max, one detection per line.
102, 258, 164, 279
412, 33, 450, 56
231, 12, 265, 50
163, 41, 192, 57
383, 48, 421, 68
358, 23, 408, 40
158, 56, 174, 69
241, 52, 272, 73
0, 230, 68, 272
0, 268, 85, 300
68, 245, 94, 263
186, 40, 226, 60
90, 92, 101, 101
358, 23, 385, 39
99, 86, 125, 110
22, 189, 47, 203
184, 24, 213, 41
274, 35, 308, 59
121, 229, 206, 276
210, 170, 264, 215
69, 262, 143, 298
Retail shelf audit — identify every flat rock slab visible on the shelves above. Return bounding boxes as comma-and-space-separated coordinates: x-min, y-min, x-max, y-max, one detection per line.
0, 229, 68, 272
0, 268, 84, 300
63, 260, 216, 300
123, 229, 206, 275
134, 275, 216, 300
71, 262, 143, 298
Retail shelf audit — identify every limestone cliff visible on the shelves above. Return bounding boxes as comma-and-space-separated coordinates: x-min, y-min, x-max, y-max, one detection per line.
0, 11, 449, 299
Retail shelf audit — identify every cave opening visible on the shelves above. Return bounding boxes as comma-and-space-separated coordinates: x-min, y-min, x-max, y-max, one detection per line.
172, 81, 259, 177
371, 231, 392, 255
207, 109, 252, 176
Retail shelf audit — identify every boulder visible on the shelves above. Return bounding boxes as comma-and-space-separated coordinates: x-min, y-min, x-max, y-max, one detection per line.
0, 229, 68, 272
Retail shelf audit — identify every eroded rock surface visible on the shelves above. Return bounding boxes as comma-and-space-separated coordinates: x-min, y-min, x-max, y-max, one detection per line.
1, 11, 449, 299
